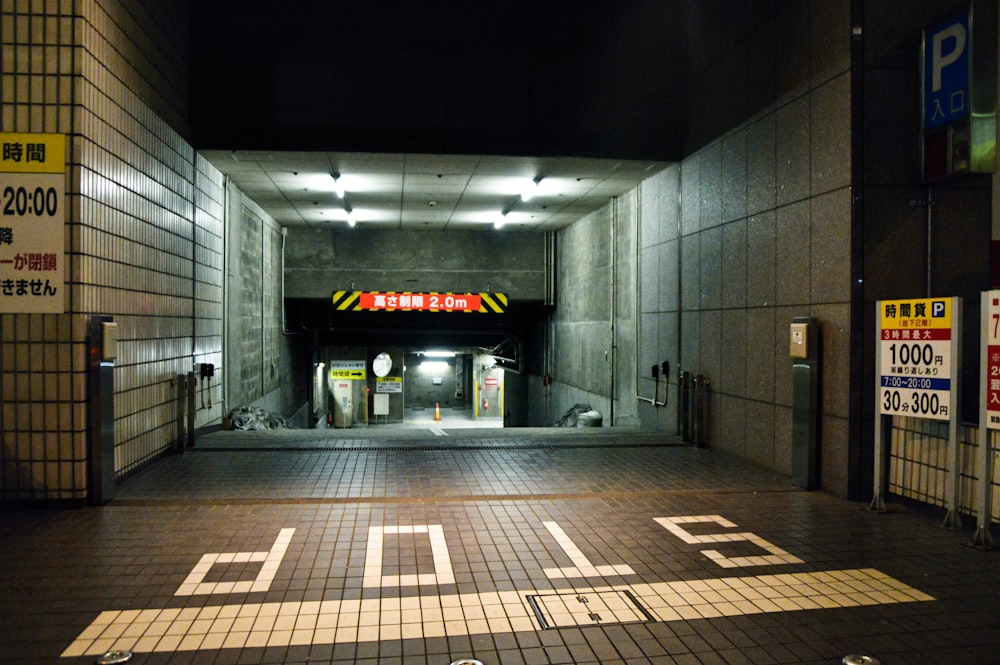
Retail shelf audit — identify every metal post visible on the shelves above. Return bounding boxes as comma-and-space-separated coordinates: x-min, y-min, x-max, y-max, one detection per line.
692, 375, 700, 446
175, 374, 187, 453
941, 297, 963, 529
870, 413, 887, 512
693, 375, 709, 448
791, 317, 821, 490
871, 307, 887, 512
679, 371, 691, 442
186, 371, 196, 448
87, 316, 116, 505
971, 291, 994, 547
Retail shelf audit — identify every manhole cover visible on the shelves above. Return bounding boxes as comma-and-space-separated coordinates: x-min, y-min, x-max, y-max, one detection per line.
96, 651, 132, 665
526, 590, 652, 629
450, 660, 484, 665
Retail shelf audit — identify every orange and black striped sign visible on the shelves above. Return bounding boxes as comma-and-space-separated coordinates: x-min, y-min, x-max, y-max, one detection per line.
332, 291, 507, 313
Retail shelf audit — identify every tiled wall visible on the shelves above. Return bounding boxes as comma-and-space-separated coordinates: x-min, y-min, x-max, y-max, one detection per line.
1, 0, 79, 500
637, 0, 854, 495
545, 206, 614, 424
542, 191, 645, 430
238, 207, 263, 402
1, 0, 224, 501
225, 192, 306, 419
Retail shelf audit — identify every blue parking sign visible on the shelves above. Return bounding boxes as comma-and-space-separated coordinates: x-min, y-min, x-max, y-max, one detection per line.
923, 9, 970, 130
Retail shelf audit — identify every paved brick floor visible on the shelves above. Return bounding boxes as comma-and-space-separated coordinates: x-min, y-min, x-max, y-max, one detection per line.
3, 426, 1000, 665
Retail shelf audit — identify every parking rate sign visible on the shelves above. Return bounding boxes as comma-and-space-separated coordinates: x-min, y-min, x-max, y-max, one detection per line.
0, 132, 66, 313
986, 293, 1000, 429
879, 298, 953, 420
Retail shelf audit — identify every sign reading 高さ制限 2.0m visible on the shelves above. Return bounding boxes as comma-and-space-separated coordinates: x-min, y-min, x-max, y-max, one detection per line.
878, 298, 955, 420
332, 290, 508, 313
0, 133, 66, 314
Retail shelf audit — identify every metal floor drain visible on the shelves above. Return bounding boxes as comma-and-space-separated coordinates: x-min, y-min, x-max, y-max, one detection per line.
95, 651, 132, 665
526, 589, 653, 629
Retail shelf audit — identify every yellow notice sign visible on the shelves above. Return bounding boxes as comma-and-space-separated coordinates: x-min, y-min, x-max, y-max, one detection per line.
328, 361, 366, 380
880, 298, 951, 330
376, 377, 402, 393
0, 132, 66, 313
0, 133, 66, 173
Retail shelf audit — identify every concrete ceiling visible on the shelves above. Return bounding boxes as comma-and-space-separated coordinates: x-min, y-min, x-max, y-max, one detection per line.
202, 150, 669, 232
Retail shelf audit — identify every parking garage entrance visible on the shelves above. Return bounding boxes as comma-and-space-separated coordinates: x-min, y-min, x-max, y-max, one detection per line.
314, 347, 506, 430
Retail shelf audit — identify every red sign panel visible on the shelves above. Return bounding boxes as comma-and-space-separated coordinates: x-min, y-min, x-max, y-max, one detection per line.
359, 292, 483, 312
988, 294, 1000, 428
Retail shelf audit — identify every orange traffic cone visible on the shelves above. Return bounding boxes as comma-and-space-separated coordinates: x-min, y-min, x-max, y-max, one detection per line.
434, 402, 441, 421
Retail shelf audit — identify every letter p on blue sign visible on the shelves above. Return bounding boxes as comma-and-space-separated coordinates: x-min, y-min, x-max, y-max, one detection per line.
932, 301, 947, 318
923, 9, 970, 130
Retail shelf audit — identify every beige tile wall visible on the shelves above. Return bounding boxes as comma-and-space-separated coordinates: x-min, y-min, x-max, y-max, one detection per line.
1, 0, 223, 500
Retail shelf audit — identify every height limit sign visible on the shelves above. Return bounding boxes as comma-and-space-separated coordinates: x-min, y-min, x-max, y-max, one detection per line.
877, 297, 958, 420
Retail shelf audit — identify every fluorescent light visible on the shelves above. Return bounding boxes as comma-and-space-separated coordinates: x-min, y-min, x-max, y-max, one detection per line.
494, 212, 507, 229
423, 350, 455, 358
419, 361, 449, 374
520, 177, 541, 201
330, 172, 345, 198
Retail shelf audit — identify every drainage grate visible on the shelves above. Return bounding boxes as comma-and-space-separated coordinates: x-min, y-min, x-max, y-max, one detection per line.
195, 442, 687, 453
526, 590, 653, 629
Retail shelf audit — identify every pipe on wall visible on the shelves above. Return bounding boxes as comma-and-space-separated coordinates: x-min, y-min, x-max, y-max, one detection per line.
610, 195, 617, 426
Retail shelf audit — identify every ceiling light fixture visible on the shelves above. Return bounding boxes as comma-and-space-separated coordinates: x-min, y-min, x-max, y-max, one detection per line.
422, 350, 455, 358
345, 204, 355, 227
495, 200, 517, 229
419, 361, 449, 374
520, 176, 542, 202
330, 171, 345, 198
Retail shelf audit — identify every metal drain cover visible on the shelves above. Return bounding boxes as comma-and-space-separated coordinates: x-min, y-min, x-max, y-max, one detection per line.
96, 651, 132, 665
527, 590, 653, 629
450, 660, 484, 665
843, 656, 880, 665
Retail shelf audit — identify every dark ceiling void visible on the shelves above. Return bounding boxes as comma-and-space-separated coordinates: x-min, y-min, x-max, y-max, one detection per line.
190, 0, 690, 161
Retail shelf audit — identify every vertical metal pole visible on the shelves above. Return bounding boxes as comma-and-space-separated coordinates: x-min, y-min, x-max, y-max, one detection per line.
691, 375, 699, 445
176, 374, 187, 453
87, 316, 116, 505
941, 297, 963, 529
693, 375, 706, 448
792, 317, 821, 490
870, 302, 887, 512
679, 371, 690, 441
610, 196, 617, 428
186, 371, 196, 448
926, 187, 933, 296
698, 376, 711, 448
688, 373, 696, 442
972, 291, 994, 547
